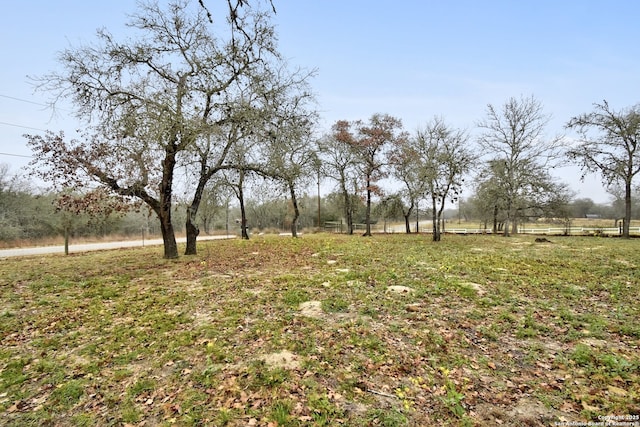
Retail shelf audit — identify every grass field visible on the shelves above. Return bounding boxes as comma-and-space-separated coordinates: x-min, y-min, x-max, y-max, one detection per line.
1, 234, 638, 426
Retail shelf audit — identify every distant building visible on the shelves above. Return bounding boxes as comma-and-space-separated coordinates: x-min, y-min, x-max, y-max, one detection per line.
585, 214, 602, 219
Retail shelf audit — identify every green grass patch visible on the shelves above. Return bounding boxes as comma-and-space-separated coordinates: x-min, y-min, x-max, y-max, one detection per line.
0, 234, 638, 425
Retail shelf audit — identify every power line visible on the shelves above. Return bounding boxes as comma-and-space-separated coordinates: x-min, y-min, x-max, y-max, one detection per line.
0, 151, 32, 159
0, 94, 49, 107
0, 93, 72, 113
0, 121, 47, 132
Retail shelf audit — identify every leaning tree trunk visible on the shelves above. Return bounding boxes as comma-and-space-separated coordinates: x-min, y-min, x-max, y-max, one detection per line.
438, 198, 447, 239
238, 187, 249, 240
185, 207, 200, 255
185, 176, 207, 255
403, 202, 413, 234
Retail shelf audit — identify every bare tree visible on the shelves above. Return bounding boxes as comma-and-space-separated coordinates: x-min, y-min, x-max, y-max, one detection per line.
414, 118, 474, 241
198, 0, 276, 25
182, 91, 271, 253
474, 159, 509, 232
220, 124, 259, 239
566, 101, 640, 238
388, 137, 426, 233
253, 67, 318, 238
474, 159, 573, 234
197, 176, 228, 234
26, 0, 277, 258
477, 95, 562, 236
319, 129, 360, 234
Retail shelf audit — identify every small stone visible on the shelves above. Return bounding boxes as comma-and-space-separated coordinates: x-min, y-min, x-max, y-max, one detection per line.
386, 285, 414, 294
299, 301, 323, 318
406, 303, 422, 312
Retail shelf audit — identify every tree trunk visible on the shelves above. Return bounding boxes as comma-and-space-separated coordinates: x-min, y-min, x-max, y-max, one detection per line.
346, 206, 354, 235
232, 169, 249, 240
403, 203, 413, 234
185, 177, 207, 255
289, 182, 300, 238
158, 146, 179, 258
623, 179, 632, 238
363, 176, 372, 236
431, 195, 440, 241
158, 207, 178, 259
439, 196, 447, 237
493, 204, 498, 234
185, 207, 200, 255
404, 213, 411, 234
64, 224, 70, 255
503, 199, 512, 237
341, 187, 354, 235
239, 199, 249, 240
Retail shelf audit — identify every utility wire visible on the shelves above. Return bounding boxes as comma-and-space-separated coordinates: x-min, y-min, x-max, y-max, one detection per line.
0, 94, 49, 107
0, 93, 72, 112
0, 121, 47, 132
0, 93, 60, 132
0, 151, 32, 159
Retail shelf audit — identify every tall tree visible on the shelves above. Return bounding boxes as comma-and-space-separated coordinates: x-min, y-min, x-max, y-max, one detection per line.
374, 194, 405, 233
388, 137, 426, 234
262, 132, 317, 237
414, 118, 474, 241
566, 101, 640, 238
319, 129, 360, 234
570, 198, 596, 219
335, 114, 405, 236
196, 176, 228, 234
25, 0, 276, 258
474, 158, 572, 232
477, 95, 562, 236
474, 159, 510, 232
221, 129, 257, 239
182, 93, 268, 253
254, 67, 318, 238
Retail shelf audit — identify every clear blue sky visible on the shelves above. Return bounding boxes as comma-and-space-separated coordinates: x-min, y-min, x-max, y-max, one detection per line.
1, 1, 639, 202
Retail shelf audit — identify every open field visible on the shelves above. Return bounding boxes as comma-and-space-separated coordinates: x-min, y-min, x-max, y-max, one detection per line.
1, 234, 639, 426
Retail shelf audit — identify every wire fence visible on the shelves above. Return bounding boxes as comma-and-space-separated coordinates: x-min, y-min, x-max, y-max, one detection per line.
324, 220, 640, 236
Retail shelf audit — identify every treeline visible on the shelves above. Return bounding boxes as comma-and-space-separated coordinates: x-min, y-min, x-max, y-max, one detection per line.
0, 165, 146, 243
2, 160, 636, 245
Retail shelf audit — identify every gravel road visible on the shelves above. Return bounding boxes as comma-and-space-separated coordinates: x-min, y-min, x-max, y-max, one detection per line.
0, 235, 234, 258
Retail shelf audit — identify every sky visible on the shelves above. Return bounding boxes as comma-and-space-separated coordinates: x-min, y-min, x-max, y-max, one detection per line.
1, 0, 639, 203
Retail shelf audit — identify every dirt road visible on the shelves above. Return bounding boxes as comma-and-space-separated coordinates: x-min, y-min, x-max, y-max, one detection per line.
0, 235, 234, 258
